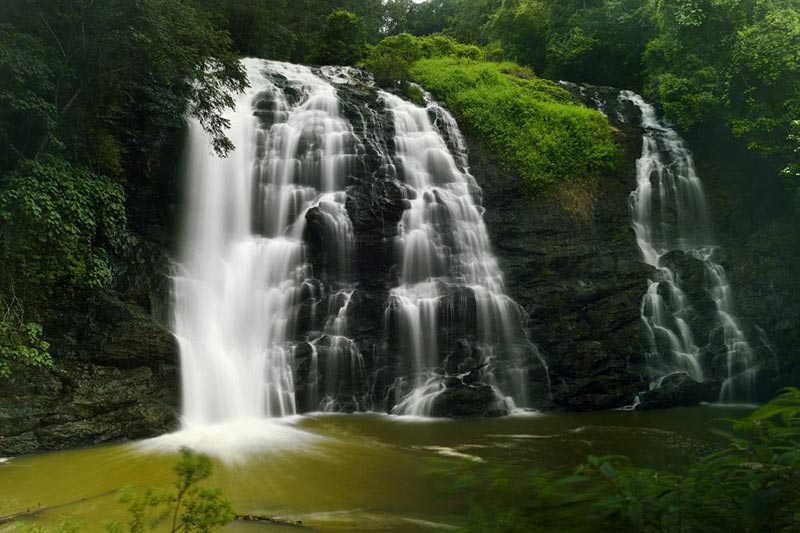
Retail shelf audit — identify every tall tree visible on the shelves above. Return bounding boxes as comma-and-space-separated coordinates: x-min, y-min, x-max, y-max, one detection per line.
308, 10, 368, 65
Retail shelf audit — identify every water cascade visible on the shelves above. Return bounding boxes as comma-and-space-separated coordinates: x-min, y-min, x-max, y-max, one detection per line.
173, 60, 362, 426
382, 92, 544, 415
619, 91, 760, 401
173, 60, 543, 425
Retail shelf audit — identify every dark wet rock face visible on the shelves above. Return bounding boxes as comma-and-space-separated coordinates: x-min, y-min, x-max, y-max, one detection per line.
430, 383, 509, 418
688, 130, 800, 399
638, 373, 722, 410
0, 292, 178, 456
467, 125, 651, 410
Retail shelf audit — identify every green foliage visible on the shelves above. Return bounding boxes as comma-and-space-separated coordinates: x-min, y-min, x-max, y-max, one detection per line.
194, 0, 409, 61
0, 0, 250, 376
410, 58, 618, 192
106, 448, 235, 533
784, 120, 800, 211
193, 0, 297, 60
1, 0, 247, 162
645, 0, 800, 207
362, 33, 481, 82
428, 389, 800, 532
308, 10, 368, 66
485, 0, 550, 74
363, 33, 424, 82
0, 299, 50, 379
727, 7, 800, 157
644, 0, 743, 131
566, 387, 800, 531
359, 0, 797, 212
480, 0, 654, 89
0, 157, 125, 293
0, 23, 56, 171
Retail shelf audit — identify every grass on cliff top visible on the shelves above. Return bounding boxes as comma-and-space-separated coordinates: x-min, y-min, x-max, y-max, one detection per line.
410, 58, 619, 193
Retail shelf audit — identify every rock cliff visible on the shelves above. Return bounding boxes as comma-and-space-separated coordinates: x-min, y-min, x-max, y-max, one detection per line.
3, 69, 798, 456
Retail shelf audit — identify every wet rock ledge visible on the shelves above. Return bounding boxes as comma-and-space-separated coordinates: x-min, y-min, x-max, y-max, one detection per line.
0, 291, 178, 456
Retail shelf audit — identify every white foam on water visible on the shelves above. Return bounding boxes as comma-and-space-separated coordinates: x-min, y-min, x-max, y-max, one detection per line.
134, 418, 325, 463
419, 446, 485, 462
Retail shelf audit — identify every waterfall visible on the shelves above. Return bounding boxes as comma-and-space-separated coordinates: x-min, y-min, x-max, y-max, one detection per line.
173, 59, 543, 425
381, 92, 544, 415
173, 60, 360, 425
620, 91, 759, 402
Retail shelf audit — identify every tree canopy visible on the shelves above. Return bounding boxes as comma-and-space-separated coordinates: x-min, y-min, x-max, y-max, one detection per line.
308, 10, 369, 66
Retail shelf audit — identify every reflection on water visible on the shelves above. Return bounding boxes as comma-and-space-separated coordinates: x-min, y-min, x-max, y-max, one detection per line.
0, 406, 751, 532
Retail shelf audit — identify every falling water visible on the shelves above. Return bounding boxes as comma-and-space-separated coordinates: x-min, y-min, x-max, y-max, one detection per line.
173, 59, 361, 425
382, 92, 544, 415
174, 59, 544, 425
621, 91, 759, 401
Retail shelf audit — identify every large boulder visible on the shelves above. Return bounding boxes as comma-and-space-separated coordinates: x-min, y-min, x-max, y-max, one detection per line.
429, 382, 509, 418
638, 373, 722, 410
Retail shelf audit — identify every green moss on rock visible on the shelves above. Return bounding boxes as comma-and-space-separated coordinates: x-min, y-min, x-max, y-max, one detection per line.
410, 58, 619, 193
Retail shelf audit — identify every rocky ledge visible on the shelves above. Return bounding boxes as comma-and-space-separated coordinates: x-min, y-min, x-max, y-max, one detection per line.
0, 291, 178, 456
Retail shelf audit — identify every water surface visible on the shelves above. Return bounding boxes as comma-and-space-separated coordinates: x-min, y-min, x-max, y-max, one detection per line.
0, 406, 751, 531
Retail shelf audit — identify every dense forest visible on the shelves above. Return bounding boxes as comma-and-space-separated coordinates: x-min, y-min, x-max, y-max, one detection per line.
1, 0, 798, 379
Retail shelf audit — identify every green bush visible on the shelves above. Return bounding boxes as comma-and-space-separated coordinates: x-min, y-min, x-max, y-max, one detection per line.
564, 387, 800, 531
0, 157, 126, 293
409, 58, 618, 192
362, 33, 482, 82
727, 8, 800, 158
307, 10, 368, 66
106, 448, 235, 532
0, 310, 50, 379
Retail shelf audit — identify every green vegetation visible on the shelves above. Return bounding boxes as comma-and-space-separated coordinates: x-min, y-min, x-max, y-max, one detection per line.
308, 10, 368, 66
363, 33, 481, 82
410, 58, 618, 193
645, 1, 800, 164
484, 0, 655, 91
0, 0, 246, 377
361, 32, 617, 208
0, 317, 50, 379
0, 158, 126, 292
357, 0, 800, 211
106, 448, 235, 533
427, 388, 800, 532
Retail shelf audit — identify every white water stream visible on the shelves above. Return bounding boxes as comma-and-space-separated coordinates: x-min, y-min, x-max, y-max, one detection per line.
622, 91, 759, 401
382, 92, 542, 415
173, 60, 358, 426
